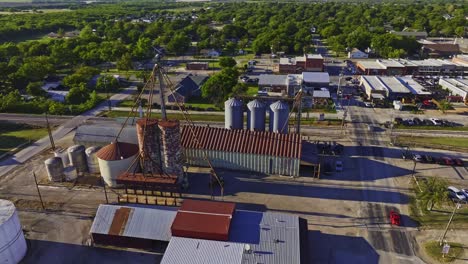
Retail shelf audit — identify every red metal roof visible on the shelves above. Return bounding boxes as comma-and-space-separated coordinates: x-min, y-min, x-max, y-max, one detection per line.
180, 126, 302, 159
96, 141, 139, 161
171, 199, 235, 241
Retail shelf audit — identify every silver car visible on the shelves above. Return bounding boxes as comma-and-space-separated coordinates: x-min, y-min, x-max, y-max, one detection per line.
448, 186, 466, 201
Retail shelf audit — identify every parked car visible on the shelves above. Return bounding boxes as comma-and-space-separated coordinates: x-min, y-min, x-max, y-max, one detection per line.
335, 160, 343, 172
424, 155, 435, 163
448, 186, 466, 202
364, 102, 373, 107
403, 119, 414, 126
453, 158, 464, 166
429, 118, 442, 126
438, 157, 454, 166
394, 118, 403, 125
461, 189, 468, 200
413, 117, 422, 126
413, 154, 424, 163
423, 119, 434, 126
402, 151, 412, 160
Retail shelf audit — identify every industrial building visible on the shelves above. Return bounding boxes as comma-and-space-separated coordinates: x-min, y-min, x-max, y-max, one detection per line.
278, 54, 324, 73
439, 78, 468, 104
360, 76, 432, 102
181, 126, 302, 176
89, 199, 308, 264
258, 72, 329, 96
301, 72, 330, 90
74, 124, 138, 147
356, 58, 466, 76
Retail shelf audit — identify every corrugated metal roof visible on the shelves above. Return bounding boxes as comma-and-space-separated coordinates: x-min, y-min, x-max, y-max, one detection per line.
161, 237, 244, 264
90, 204, 177, 242
302, 72, 330, 84
96, 141, 139, 161
229, 210, 301, 264
180, 126, 302, 159
258, 75, 288, 86
74, 125, 138, 146
171, 200, 235, 241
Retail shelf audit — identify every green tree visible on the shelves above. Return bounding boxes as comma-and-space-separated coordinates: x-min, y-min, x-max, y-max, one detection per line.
167, 33, 190, 55
416, 177, 448, 211
26, 82, 46, 97
96, 76, 119, 92
201, 67, 239, 107
439, 100, 453, 113
67, 83, 90, 104
117, 53, 133, 71
133, 37, 153, 59
219, 57, 237, 68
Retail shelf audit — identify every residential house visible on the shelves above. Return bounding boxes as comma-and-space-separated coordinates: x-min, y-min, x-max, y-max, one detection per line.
167, 75, 208, 103
422, 44, 460, 58
348, 48, 368, 59
200, 49, 220, 57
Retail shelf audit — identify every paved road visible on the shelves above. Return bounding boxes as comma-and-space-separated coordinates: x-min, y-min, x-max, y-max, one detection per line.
347, 98, 424, 263
0, 86, 136, 178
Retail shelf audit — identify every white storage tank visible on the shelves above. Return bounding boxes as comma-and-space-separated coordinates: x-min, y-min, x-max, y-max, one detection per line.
54, 147, 70, 167
44, 157, 64, 182
270, 100, 290, 134
68, 145, 88, 173
224, 98, 243, 130
247, 99, 266, 132
96, 141, 139, 187
64, 166, 78, 181
0, 199, 27, 264
85, 146, 101, 174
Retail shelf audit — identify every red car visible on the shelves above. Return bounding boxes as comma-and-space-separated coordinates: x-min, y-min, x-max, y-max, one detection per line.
453, 158, 464, 167
390, 211, 401, 226
437, 157, 454, 166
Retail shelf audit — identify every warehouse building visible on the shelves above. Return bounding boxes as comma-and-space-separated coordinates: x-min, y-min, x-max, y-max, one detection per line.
180, 126, 302, 177
90, 199, 308, 264
439, 78, 468, 104
74, 124, 138, 147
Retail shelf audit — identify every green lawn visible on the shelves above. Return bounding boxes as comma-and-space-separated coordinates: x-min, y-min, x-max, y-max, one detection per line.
0, 123, 48, 156
395, 136, 468, 150
244, 86, 258, 96
102, 111, 225, 122
425, 241, 464, 262
184, 97, 220, 110
410, 197, 468, 229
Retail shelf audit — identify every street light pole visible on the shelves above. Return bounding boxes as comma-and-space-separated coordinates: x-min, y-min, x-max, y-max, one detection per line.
105, 78, 111, 112
439, 203, 461, 246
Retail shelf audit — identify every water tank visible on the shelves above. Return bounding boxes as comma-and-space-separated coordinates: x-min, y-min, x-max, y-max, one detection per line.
247, 100, 266, 132
270, 100, 289, 134
159, 120, 183, 182
85, 146, 101, 174
225, 98, 243, 130
54, 147, 69, 167
0, 199, 27, 264
68, 145, 88, 173
136, 118, 162, 174
64, 166, 78, 181
96, 141, 139, 187
44, 157, 64, 182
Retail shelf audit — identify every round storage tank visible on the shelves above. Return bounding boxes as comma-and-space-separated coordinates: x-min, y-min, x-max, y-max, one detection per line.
270, 100, 289, 134
159, 120, 183, 182
247, 100, 266, 132
96, 141, 139, 187
85, 146, 101, 174
0, 199, 27, 264
225, 98, 243, 130
54, 148, 70, 167
64, 166, 78, 181
44, 157, 64, 182
68, 145, 88, 173
136, 118, 162, 174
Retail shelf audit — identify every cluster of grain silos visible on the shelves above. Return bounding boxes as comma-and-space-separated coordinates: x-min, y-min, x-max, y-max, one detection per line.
45, 144, 103, 182
225, 98, 290, 134
0, 199, 27, 264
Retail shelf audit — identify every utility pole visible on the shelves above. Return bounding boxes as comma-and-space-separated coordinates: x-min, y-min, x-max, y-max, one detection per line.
33, 172, 45, 210
45, 112, 55, 150
105, 78, 111, 112
439, 203, 461, 245
156, 64, 167, 120
101, 176, 109, 204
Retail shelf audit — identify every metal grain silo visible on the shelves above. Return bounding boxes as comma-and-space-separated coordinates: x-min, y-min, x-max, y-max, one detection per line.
68, 145, 88, 173
0, 199, 27, 264
225, 98, 243, 130
159, 120, 183, 182
96, 141, 139, 187
64, 166, 78, 181
270, 100, 289, 134
85, 146, 101, 174
54, 147, 69, 167
247, 100, 266, 132
44, 157, 64, 182
268, 103, 274, 132
136, 118, 162, 174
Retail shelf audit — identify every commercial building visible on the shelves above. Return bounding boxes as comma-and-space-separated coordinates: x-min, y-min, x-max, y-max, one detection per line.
360, 76, 422, 102
180, 126, 302, 177
258, 74, 288, 94
356, 58, 466, 76
90, 199, 308, 264
302, 72, 330, 90
278, 54, 324, 74
439, 78, 468, 104
258, 72, 329, 95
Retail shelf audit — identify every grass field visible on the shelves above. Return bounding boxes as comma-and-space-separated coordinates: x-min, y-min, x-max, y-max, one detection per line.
102, 110, 225, 122
0, 123, 48, 156
410, 196, 468, 229
395, 136, 468, 150
424, 241, 463, 262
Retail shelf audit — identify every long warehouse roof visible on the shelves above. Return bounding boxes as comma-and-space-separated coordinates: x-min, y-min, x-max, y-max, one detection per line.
180, 126, 302, 159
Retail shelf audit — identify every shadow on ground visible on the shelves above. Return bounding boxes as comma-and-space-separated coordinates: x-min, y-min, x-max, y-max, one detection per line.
22, 239, 162, 264
309, 230, 379, 264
